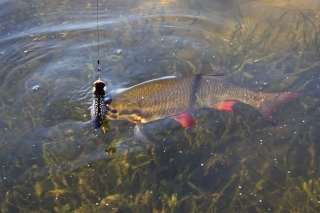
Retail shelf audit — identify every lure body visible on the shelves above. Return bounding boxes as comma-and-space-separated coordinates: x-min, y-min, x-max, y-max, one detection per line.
91, 79, 106, 130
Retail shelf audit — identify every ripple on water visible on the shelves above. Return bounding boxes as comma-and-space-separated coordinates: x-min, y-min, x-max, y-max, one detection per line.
0, 0, 320, 212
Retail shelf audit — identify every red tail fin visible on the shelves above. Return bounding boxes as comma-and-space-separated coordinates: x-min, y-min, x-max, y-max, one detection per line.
255, 92, 302, 126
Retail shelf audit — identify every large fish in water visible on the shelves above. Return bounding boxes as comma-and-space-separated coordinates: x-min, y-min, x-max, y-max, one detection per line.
102, 75, 301, 128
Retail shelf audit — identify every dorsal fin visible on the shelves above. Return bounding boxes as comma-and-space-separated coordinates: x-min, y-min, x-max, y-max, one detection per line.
198, 73, 226, 81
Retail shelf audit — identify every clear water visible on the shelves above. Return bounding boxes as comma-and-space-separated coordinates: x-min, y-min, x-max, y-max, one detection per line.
0, 0, 319, 212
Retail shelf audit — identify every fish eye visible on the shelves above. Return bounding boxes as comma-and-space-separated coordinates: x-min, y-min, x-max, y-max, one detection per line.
93, 86, 96, 92
103, 86, 106, 91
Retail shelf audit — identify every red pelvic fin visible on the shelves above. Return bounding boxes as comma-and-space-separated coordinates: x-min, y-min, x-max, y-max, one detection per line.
172, 112, 196, 128
211, 101, 237, 112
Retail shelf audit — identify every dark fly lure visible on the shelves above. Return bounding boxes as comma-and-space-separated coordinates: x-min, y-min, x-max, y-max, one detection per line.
89, 0, 117, 154
91, 79, 106, 130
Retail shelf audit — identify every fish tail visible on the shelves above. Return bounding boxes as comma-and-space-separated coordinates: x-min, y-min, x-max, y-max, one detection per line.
254, 92, 302, 126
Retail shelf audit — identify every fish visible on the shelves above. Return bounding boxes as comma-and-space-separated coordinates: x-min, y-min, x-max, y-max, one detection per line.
91, 79, 107, 130
104, 74, 302, 128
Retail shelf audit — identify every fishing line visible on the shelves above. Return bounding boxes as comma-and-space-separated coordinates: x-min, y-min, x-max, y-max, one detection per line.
96, 0, 101, 80
92, 0, 116, 153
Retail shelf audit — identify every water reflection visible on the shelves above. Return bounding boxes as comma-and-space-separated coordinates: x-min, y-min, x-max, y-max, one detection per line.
0, 0, 319, 212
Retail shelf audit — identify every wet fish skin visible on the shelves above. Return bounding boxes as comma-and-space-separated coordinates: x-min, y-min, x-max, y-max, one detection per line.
105, 75, 302, 126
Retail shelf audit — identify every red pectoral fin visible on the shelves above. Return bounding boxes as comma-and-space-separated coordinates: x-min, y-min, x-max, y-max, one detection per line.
211, 101, 237, 112
172, 112, 196, 128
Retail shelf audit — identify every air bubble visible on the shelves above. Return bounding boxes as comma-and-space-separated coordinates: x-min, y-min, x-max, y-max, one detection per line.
32, 85, 40, 91
228, 42, 235, 47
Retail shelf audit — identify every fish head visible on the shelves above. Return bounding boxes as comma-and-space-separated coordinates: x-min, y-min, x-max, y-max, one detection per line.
91, 79, 107, 130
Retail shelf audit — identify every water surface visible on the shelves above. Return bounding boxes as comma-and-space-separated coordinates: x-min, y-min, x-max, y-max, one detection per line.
0, 0, 320, 212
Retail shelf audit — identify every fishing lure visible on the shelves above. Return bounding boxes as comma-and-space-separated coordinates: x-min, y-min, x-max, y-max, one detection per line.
91, 79, 107, 130
91, 0, 107, 131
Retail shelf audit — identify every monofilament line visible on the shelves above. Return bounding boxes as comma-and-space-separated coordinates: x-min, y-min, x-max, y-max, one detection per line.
96, 0, 101, 79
